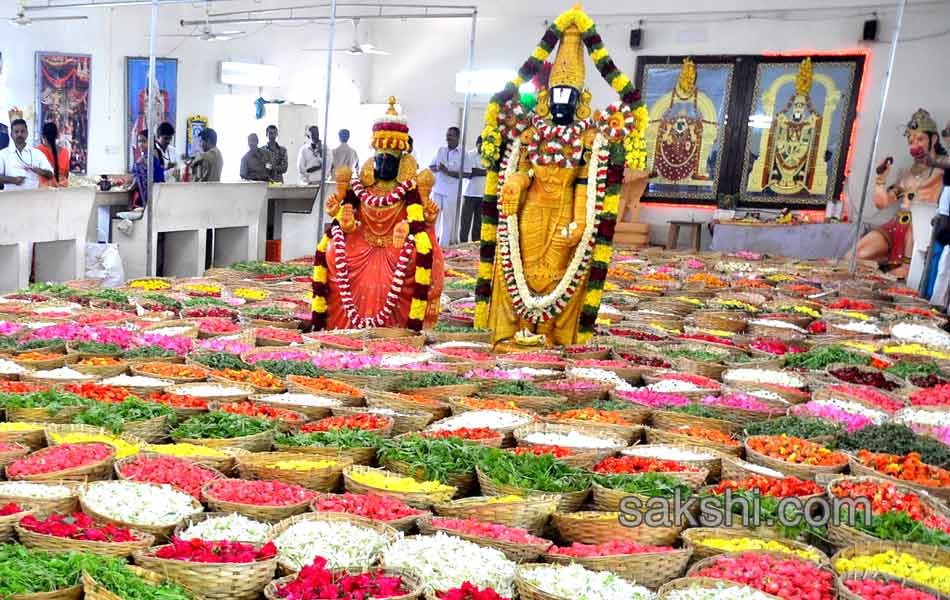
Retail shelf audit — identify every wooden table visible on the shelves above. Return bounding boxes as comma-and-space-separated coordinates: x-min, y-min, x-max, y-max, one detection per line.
667, 220, 703, 251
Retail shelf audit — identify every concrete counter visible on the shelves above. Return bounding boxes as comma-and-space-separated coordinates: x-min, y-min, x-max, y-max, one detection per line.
0, 187, 97, 292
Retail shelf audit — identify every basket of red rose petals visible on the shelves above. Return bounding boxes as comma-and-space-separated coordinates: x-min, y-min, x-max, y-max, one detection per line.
543, 540, 692, 589
310, 492, 429, 533
416, 515, 552, 563
0, 441, 30, 471
16, 511, 154, 558
203, 478, 317, 522
0, 501, 33, 542
6, 442, 116, 482
264, 557, 423, 600
133, 538, 279, 600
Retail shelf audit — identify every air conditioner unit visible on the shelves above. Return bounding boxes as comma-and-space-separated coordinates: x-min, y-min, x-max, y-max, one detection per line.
219, 61, 280, 87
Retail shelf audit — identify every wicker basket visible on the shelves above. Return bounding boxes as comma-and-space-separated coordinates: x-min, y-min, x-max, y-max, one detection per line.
589, 480, 697, 519
202, 478, 314, 522
686, 551, 838, 585
829, 540, 950, 583
16, 521, 155, 558
478, 393, 566, 414
693, 310, 748, 333
538, 378, 613, 403
343, 465, 456, 508
825, 475, 950, 550
13, 354, 71, 371
253, 393, 341, 421
132, 545, 278, 600
7, 585, 83, 600
514, 422, 631, 452
541, 416, 644, 445
551, 511, 683, 546
270, 512, 400, 573
475, 466, 589, 513
681, 527, 829, 563
131, 362, 209, 383
720, 456, 790, 481
432, 494, 558, 536
272, 438, 378, 465
175, 428, 275, 452
165, 381, 256, 402
0, 422, 47, 449
237, 451, 352, 492
113, 414, 169, 443
114, 452, 224, 490
173, 510, 274, 543
621, 445, 724, 480
0, 480, 79, 517
645, 426, 741, 456
417, 514, 551, 562
0, 504, 34, 542
45, 423, 146, 448
143, 320, 199, 338
72, 361, 129, 378
848, 456, 950, 503
657, 577, 782, 600
78, 481, 203, 540
836, 569, 949, 600
427, 410, 534, 446
398, 383, 481, 402
543, 546, 692, 589
5, 405, 87, 425
651, 410, 739, 435
743, 436, 847, 480
7, 442, 116, 482
209, 372, 287, 395
265, 567, 424, 600
364, 389, 447, 419
309, 492, 429, 533
286, 376, 366, 404
82, 565, 198, 600
333, 405, 434, 437
0, 441, 31, 470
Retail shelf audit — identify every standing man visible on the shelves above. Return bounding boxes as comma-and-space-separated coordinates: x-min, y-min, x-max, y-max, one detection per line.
240, 133, 273, 182
0, 119, 53, 190
264, 125, 288, 183
297, 125, 325, 185
156, 121, 179, 180
429, 126, 463, 245
460, 136, 486, 243
331, 128, 359, 174
188, 128, 223, 182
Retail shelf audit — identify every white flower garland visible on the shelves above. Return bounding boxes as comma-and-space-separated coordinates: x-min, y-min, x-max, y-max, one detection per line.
497, 133, 607, 324
352, 179, 415, 208
526, 115, 590, 167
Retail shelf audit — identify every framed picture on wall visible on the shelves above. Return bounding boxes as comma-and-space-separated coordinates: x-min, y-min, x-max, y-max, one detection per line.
35, 52, 91, 175
740, 57, 861, 208
635, 52, 866, 210
126, 57, 178, 171
638, 57, 734, 203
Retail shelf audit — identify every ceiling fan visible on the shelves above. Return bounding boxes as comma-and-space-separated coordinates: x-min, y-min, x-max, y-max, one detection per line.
304, 19, 390, 56
162, 2, 244, 41
9, 1, 87, 26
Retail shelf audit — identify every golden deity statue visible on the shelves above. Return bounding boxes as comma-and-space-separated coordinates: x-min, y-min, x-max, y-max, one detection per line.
749, 58, 840, 197
310, 98, 444, 331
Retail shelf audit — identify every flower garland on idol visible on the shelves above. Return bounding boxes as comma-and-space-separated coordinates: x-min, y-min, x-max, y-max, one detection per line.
310, 183, 433, 332
474, 5, 648, 338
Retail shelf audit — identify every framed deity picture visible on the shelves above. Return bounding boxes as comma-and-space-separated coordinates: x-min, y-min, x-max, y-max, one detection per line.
185, 115, 209, 157
126, 57, 178, 171
635, 53, 866, 209
35, 52, 91, 175
637, 57, 734, 203
739, 57, 862, 208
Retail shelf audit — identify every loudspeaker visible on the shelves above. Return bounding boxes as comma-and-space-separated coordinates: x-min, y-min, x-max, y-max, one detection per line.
629, 28, 642, 49
862, 19, 878, 41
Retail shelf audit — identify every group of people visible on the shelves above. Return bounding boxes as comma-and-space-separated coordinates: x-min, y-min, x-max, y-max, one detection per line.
429, 126, 486, 245
0, 119, 70, 190
241, 126, 360, 185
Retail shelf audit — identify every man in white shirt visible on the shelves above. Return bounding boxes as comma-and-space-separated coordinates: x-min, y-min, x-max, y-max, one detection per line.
0, 119, 53, 190
331, 129, 360, 175
298, 125, 326, 185
429, 126, 463, 245
156, 121, 180, 181
460, 136, 487, 243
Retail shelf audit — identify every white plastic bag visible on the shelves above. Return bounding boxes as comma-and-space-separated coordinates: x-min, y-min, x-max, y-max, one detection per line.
85, 243, 125, 288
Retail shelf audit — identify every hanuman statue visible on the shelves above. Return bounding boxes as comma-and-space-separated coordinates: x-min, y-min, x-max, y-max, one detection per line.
310, 98, 444, 331
475, 4, 649, 347
853, 108, 946, 284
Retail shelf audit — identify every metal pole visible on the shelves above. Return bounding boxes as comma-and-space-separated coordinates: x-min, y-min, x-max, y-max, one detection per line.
145, 0, 159, 276
316, 0, 336, 236
454, 9, 478, 245
848, 0, 906, 274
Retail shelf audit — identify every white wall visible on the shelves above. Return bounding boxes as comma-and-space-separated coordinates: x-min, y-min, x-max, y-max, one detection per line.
0, 1, 370, 176
366, 0, 950, 243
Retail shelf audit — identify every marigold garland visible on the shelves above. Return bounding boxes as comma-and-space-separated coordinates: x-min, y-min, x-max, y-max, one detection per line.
311, 180, 432, 331
474, 5, 645, 338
